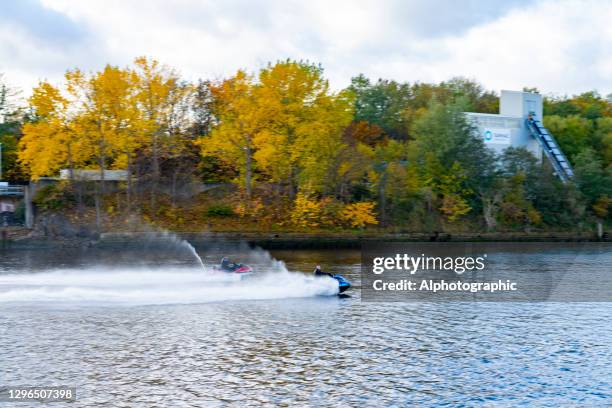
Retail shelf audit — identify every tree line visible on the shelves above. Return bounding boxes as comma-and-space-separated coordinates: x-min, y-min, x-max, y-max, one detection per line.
0, 59, 610, 232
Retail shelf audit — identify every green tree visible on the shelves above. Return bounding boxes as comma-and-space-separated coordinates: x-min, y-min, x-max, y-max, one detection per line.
594, 117, 612, 167
412, 99, 495, 189
498, 173, 542, 229
573, 148, 612, 207
544, 115, 592, 163
438, 77, 498, 113
191, 79, 215, 137
349, 75, 412, 140
501, 148, 583, 228
411, 99, 498, 226
0, 74, 26, 181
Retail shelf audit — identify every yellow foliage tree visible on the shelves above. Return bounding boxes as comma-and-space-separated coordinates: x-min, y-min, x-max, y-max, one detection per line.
592, 195, 610, 219
290, 193, 326, 229
435, 162, 472, 222
133, 57, 191, 181
439, 194, 471, 222
339, 202, 379, 228
19, 58, 194, 225
20, 81, 92, 179
199, 61, 354, 199
76, 65, 140, 178
20, 58, 188, 184
253, 61, 354, 195
200, 70, 265, 197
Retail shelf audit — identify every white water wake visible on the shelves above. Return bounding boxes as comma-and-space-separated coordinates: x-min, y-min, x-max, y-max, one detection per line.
0, 266, 339, 305
153, 231, 207, 268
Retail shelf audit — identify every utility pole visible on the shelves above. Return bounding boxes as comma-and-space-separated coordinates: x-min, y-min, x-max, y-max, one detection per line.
0, 142, 3, 180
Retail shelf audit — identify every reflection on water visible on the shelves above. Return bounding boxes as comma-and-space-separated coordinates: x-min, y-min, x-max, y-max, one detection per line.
1, 243, 611, 406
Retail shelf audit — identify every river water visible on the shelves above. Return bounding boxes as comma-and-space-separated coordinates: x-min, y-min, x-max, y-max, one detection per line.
0, 242, 610, 407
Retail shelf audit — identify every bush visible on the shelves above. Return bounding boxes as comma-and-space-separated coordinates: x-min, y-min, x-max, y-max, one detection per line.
290, 193, 326, 229
32, 184, 75, 210
206, 204, 234, 217
339, 202, 379, 228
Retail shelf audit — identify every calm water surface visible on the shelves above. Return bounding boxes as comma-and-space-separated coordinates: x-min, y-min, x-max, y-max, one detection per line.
0, 242, 610, 407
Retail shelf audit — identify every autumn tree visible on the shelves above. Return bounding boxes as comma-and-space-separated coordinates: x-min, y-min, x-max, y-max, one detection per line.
201, 70, 262, 198
498, 173, 542, 229
544, 91, 611, 120
132, 57, 193, 208
17, 58, 612, 234
368, 139, 410, 225
254, 60, 353, 196
594, 117, 612, 167
20, 80, 90, 180
20, 58, 196, 227
339, 202, 378, 228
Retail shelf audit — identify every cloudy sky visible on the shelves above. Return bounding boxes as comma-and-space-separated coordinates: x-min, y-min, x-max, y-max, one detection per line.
1, 0, 611, 96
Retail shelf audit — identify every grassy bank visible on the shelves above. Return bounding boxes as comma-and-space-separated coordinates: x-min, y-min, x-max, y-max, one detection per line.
5, 184, 608, 250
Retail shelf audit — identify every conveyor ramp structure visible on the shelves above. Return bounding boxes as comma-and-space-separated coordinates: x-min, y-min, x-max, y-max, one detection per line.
526, 117, 574, 183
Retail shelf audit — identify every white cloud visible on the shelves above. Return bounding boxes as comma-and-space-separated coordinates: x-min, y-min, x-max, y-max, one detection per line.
1, 0, 610, 97
434, 0, 612, 95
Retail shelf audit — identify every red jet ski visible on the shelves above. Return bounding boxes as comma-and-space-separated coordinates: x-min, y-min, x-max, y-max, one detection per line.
213, 257, 254, 277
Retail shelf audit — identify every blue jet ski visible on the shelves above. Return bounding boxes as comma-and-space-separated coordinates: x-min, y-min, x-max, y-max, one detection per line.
332, 274, 351, 294
314, 266, 351, 294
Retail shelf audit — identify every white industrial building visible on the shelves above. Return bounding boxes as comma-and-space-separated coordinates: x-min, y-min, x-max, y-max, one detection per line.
465, 90, 573, 182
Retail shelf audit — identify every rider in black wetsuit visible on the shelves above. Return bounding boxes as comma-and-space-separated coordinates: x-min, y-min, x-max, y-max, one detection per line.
220, 257, 235, 272
314, 265, 332, 277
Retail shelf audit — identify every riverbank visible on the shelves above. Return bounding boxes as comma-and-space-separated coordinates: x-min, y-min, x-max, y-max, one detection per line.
2, 227, 609, 250
102, 230, 612, 248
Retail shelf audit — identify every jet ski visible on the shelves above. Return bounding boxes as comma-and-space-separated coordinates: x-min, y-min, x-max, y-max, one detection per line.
332, 274, 351, 294
220, 263, 253, 274
314, 266, 351, 294
213, 257, 254, 278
